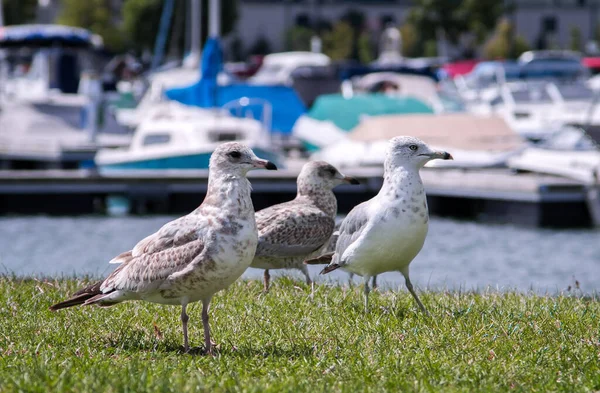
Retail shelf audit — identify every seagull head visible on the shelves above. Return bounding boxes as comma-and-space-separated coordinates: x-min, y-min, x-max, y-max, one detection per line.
297, 161, 359, 194
210, 142, 277, 175
386, 136, 453, 170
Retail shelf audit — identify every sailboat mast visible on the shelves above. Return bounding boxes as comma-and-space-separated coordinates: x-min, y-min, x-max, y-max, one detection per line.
209, 0, 221, 38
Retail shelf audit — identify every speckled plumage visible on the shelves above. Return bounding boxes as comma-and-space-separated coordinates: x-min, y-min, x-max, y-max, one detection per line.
251, 161, 358, 291
50, 142, 277, 353
313, 136, 453, 314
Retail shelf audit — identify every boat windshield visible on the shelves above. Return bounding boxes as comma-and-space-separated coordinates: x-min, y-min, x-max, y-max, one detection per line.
510, 87, 553, 104
554, 83, 596, 101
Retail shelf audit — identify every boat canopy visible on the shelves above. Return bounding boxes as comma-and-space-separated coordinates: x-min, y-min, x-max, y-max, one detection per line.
307, 93, 434, 131
0, 24, 101, 48
165, 37, 306, 134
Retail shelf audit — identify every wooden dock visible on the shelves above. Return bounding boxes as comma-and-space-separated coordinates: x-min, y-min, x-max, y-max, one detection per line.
0, 168, 593, 227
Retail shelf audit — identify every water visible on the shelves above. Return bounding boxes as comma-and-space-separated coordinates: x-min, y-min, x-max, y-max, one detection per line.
1, 216, 599, 294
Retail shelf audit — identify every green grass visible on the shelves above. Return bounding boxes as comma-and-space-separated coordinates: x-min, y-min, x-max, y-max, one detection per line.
1, 276, 599, 393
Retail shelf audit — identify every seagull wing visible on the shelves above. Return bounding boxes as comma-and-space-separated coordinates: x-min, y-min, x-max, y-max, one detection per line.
109, 215, 201, 264
331, 201, 370, 266
102, 214, 210, 294
255, 202, 335, 258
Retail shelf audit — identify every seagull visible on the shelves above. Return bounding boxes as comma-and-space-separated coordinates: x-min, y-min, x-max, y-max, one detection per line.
49, 142, 277, 354
305, 136, 452, 314
251, 161, 359, 292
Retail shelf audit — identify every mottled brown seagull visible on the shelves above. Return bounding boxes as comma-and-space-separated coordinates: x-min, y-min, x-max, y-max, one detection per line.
251, 161, 359, 292
306, 136, 452, 314
50, 142, 277, 354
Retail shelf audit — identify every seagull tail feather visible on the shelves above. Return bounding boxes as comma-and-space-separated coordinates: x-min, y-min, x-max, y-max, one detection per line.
304, 252, 334, 265
319, 263, 341, 275
49, 281, 104, 311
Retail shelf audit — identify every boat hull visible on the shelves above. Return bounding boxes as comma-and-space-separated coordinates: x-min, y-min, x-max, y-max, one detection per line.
96, 147, 283, 171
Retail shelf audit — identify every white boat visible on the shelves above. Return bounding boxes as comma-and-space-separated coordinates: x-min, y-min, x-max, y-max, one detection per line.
507, 126, 600, 185
248, 51, 331, 86
312, 113, 526, 169
95, 101, 284, 171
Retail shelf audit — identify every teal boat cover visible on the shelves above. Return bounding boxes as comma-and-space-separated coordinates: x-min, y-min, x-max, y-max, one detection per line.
307, 93, 434, 131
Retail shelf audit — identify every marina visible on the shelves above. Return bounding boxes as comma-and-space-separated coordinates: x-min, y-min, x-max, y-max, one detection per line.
0, 167, 596, 227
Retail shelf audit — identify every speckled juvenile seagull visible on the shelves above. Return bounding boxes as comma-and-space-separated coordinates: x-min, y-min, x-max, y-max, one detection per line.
251, 161, 359, 292
49, 142, 277, 354
306, 136, 452, 314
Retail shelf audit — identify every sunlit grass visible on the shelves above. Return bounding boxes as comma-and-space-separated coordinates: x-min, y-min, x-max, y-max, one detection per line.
1, 276, 599, 392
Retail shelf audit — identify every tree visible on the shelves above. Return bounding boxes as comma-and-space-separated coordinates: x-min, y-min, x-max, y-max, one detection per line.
57, 0, 126, 52
483, 18, 530, 60
1, 0, 38, 25
285, 26, 314, 52
407, 0, 506, 48
122, 0, 239, 55
569, 26, 582, 52
358, 31, 374, 63
323, 21, 353, 61
399, 23, 420, 57
341, 9, 366, 61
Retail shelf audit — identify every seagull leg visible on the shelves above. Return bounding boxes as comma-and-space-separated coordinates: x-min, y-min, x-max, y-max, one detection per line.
363, 276, 371, 313
299, 265, 314, 298
401, 269, 429, 315
348, 272, 354, 287
263, 269, 270, 292
372, 275, 378, 290
202, 299, 213, 355
181, 303, 190, 353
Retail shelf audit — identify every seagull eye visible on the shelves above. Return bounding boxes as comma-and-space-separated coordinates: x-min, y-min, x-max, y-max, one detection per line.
228, 151, 241, 159
409, 145, 418, 151
328, 168, 337, 176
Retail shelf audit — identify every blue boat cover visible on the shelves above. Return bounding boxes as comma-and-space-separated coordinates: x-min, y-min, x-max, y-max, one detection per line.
165, 37, 306, 134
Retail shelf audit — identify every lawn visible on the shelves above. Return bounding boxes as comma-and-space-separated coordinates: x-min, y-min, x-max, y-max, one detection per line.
0, 276, 598, 392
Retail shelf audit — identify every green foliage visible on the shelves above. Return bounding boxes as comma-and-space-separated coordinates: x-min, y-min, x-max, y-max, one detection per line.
1, 277, 599, 392
122, 0, 239, 55
399, 23, 420, 57
122, 0, 164, 53
424, 40, 438, 57
357, 31, 374, 64
407, 0, 506, 46
483, 18, 530, 60
323, 21, 353, 61
1, 0, 38, 25
570, 26, 583, 52
57, 0, 126, 52
284, 26, 314, 52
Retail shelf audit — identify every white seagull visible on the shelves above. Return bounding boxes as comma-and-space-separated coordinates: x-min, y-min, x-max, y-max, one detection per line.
50, 142, 277, 354
251, 161, 359, 292
306, 136, 452, 314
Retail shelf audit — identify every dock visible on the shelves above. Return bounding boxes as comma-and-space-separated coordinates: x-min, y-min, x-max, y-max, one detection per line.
0, 168, 593, 227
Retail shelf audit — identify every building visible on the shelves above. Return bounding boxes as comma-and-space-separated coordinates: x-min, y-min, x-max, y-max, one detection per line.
236, 0, 600, 54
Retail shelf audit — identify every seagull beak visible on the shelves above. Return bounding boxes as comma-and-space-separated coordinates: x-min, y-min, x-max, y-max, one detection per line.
427, 151, 453, 160
343, 176, 360, 185
252, 158, 278, 170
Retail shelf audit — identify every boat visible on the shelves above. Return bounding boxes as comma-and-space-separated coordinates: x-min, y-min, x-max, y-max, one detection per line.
95, 100, 284, 172
247, 51, 331, 86
311, 113, 526, 169
0, 24, 131, 169
507, 125, 600, 185
292, 93, 434, 152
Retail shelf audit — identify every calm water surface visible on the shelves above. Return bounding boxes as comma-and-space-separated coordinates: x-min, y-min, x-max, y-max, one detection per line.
1, 216, 599, 293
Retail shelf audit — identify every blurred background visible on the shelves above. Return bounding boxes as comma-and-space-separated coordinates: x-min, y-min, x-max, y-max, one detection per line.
0, 0, 599, 293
